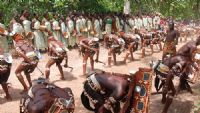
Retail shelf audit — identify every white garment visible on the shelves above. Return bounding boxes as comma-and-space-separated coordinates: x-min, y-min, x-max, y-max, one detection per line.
23, 20, 31, 34
0, 23, 8, 52
10, 23, 24, 36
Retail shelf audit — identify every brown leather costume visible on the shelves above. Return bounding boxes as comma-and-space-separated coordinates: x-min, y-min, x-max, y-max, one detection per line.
80, 39, 99, 56
81, 68, 152, 113
48, 37, 68, 65
0, 55, 11, 84
45, 36, 68, 80
105, 34, 125, 54
15, 39, 39, 74
20, 78, 75, 113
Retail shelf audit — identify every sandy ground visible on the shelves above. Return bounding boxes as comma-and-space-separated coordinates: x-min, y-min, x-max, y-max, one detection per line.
0, 39, 200, 113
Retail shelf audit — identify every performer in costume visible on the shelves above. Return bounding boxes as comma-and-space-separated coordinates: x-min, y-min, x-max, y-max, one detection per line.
52, 13, 62, 42
12, 33, 39, 94
45, 36, 69, 80
42, 12, 52, 48
20, 10, 33, 43
94, 17, 102, 39
0, 41, 12, 100
104, 34, 125, 67
162, 21, 180, 60
87, 17, 93, 37
105, 15, 112, 34
60, 15, 68, 47
32, 13, 46, 52
66, 16, 76, 48
79, 37, 99, 75
0, 12, 9, 53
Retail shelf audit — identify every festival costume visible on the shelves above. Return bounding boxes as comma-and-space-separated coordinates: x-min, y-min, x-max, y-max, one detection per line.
115, 17, 121, 32
52, 19, 62, 42
87, 19, 93, 37
138, 18, 143, 30
23, 19, 33, 40
94, 19, 102, 39
20, 78, 75, 113
14, 39, 39, 74
42, 18, 51, 47
124, 20, 131, 33
153, 16, 160, 30
48, 37, 68, 66
76, 18, 81, 36
0, 23, 9, 52
147, 17, 153, 31
33, 19, 46, 50
80, 38, 99, 57
61, 21, 68, 47
0, 53, 12, 84
105, 18, 112, 34
81, 18, 87, 37
67, 19, 76, 47
163, 41, 176, 56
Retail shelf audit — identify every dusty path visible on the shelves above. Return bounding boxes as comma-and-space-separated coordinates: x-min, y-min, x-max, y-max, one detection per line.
0, 40, 200, 113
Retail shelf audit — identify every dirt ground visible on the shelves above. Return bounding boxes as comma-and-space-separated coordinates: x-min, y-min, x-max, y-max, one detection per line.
0, 39, 200, 113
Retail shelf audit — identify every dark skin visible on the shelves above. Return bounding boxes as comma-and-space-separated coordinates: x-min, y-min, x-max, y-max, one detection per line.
0, 49, 12, 100
104, 34, 123, 67
162, 24, 180, 60
45, 37, 68, 80
161, 55, 196, 113
82, 72, 129, 113
80, 38, 99, 75
15, 39, 38, 94
177, 36, 200, 60
176, 36, 200, 82
82, 68, 152, 113
25, 82, 74, 113
119, 32, 139, 62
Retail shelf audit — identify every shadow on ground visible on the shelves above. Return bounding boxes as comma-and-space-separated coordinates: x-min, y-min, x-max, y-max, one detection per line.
0, 87, 23, 104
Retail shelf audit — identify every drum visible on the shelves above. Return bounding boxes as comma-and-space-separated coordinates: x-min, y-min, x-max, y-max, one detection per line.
63, 32, 69, 39
132, 68, 152, 113
48, 98, 75, 113
13, 33, 24, 41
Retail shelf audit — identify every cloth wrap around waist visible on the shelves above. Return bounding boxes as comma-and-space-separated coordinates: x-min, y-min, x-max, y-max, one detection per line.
163, 41, 176, 55
0, 56, 11, 84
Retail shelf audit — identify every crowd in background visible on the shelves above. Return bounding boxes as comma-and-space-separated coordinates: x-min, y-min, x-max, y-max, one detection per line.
1, 10, 199, 54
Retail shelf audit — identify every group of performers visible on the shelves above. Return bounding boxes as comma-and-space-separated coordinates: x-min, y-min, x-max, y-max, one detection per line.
0, 9, 200, 113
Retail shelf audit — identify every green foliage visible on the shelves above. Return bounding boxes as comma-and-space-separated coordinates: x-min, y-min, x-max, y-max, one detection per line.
0, 0, 199, 25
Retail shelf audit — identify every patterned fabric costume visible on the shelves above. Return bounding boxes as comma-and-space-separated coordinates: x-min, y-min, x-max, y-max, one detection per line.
163, 41, 176, 55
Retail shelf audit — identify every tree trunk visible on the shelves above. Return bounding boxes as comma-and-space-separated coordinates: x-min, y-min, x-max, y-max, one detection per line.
124, 0, 131, 14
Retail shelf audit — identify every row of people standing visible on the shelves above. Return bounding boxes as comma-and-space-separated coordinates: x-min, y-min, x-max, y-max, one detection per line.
0, 11, 163, 54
